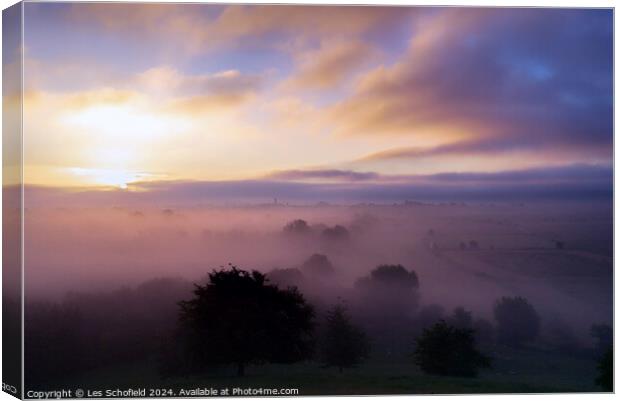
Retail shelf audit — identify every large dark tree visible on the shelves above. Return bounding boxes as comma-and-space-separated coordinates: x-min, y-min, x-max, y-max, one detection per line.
413, 320, 491, 377
321, 305, 370, 372
178, 266, 315, 376
493, 296, 540, 347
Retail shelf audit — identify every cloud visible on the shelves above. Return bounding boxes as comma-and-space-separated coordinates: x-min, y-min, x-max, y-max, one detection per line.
26, 66, 262, 120
137, 68, 260, 97
284, 40, 378, 90
265, 163, 612, 186
24, 163, 612, 207
266, 169, 380, 182
357, 139, 515, 162
144, 68, 262, 115
22, 5, 613, 187
355, 136, 611, 165
66, 4, 413, 54
329, 8, 613, 159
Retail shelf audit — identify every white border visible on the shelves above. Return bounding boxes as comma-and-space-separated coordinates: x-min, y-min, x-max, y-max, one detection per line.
0, 2, 616, 401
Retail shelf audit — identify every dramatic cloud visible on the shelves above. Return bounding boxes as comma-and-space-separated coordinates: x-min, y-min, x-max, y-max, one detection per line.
22, 4, 613, 199
330, 8, 612, 160
64, 4, 413, 54
284, 40, 378, 90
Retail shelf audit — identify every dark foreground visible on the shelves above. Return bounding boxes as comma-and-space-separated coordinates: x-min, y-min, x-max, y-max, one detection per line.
43, 345, 601, 396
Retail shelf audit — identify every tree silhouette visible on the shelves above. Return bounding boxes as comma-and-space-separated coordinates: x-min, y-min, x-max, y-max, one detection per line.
301, 253, 335, 276
595, 347, 613, 391
178, 266, 315, 376
358, 264, 419, 290
322, 225, 350, 241
321, 304, 370, 372
449, 307, 473, 330
356, 264, 420, 316
413, 320, 490, 377
283, 219, 311, 235
493, 296, 540, 347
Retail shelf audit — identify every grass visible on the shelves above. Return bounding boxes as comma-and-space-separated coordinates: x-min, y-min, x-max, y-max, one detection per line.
49, 345, 601, 396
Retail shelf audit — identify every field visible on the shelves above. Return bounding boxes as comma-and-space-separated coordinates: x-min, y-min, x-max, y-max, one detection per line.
57, 344, 600, 395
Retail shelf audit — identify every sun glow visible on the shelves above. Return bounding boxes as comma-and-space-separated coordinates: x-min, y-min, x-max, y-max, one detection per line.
47, 101, 191, 188
66, 167, 156, 189
62, 104, 181, 139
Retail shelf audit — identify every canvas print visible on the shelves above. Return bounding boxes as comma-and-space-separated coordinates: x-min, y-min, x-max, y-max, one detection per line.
2, 2, 614, 397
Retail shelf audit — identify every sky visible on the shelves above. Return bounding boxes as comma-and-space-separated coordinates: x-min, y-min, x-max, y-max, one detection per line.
19, 4, 613, 203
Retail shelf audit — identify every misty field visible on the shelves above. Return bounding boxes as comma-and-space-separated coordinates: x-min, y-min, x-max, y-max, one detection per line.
22, 200, 612, 394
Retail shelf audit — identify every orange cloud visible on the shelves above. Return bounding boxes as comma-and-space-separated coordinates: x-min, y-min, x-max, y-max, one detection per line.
68, 4, 413, 54
284, 40, 378, 90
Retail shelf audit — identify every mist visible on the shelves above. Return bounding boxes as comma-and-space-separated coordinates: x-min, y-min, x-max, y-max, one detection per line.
24, 197, 612, 341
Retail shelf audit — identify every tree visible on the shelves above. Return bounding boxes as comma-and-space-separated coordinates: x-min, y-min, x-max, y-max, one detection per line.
449, 307, 473, 330
178, 266, 315, 376
493, 296, 540, 347
283, 219, 311, 235
413, 320, 490, 377
358, 264, 419, 290
595, 347, 613, 391
321, 305, 370, 372
322, 225, 350, 241
356, 264, 420, 316
301, 254, 335, 276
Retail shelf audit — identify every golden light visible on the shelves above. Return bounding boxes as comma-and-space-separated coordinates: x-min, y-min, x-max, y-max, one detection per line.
66, 167, 155, 189
61, 104, 180, 140
52, 101, 190, 188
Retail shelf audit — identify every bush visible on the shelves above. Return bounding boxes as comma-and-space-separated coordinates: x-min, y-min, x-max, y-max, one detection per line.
321, 305, 370, 372
494, 296, 540, 346
413, 320, 490, 377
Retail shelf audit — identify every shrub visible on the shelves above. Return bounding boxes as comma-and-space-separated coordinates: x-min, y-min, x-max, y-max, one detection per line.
494, 296, 540, 346
413, 320, 490, 377
321, 305, 370, 372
